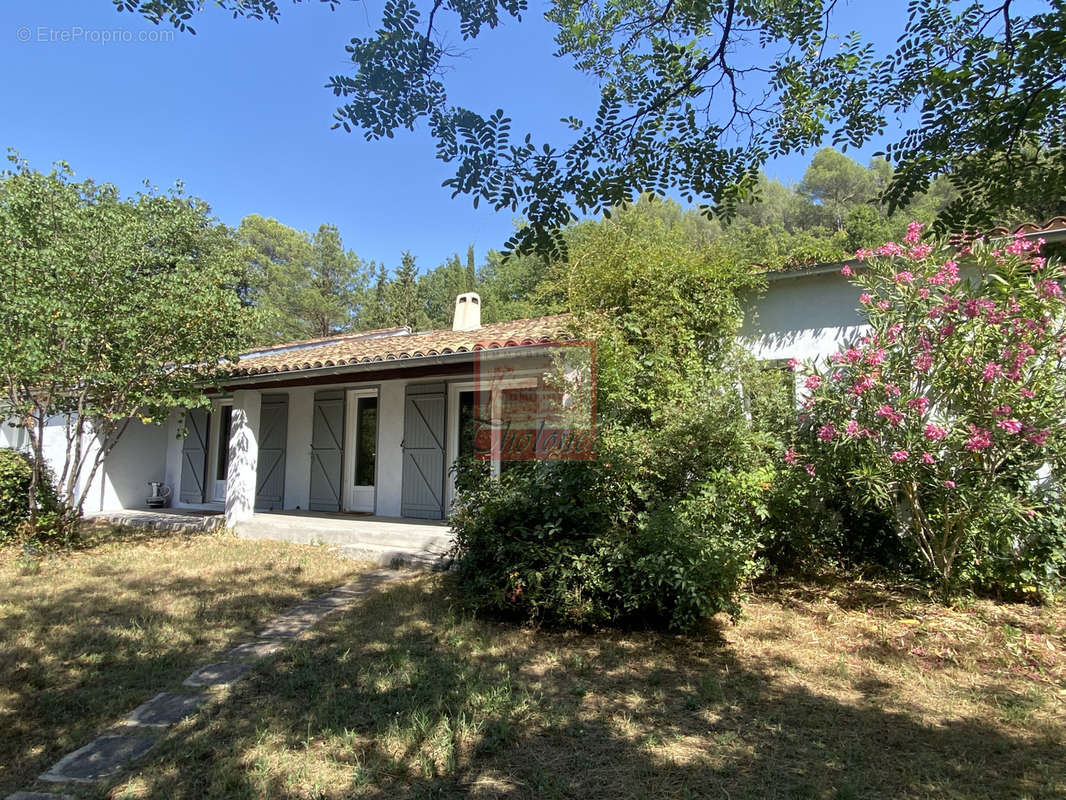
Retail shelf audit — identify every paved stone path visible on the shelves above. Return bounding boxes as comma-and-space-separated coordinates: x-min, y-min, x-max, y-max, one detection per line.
5, 569, 402, 800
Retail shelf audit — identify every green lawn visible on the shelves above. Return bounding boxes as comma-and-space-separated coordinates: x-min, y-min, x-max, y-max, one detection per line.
3, 529, 1064, 799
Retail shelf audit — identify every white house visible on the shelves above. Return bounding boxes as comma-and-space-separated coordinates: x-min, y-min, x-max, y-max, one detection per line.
2, 293, 577, 530
5, 218, 1062, 535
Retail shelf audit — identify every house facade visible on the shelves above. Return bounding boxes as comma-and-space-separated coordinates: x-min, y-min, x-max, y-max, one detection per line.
2, 294, 577, 524
5, 218, 1061, 525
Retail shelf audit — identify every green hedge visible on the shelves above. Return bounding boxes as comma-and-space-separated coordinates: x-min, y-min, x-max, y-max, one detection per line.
0, 448, 60, 544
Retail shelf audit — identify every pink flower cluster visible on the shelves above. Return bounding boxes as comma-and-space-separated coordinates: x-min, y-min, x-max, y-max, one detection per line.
907, 396, 929, 414
1038, 279, 1062, 299
1027, 429, 1050, 446
964, 426, 993, 452
875, 404, 903, 426
981, 362, 1004, 382
924, 423, 948, 441
927, 260, 959, 287
865, 348, 887, 366
997, 419, 1023, 434
850, 374, 876, 396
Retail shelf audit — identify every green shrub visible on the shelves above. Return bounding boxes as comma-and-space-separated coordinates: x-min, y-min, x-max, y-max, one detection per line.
0, 448, 34, 542
963, 487, 1066, 600
0, 448, 61, 544
763, 431, 912, 575
17, 509, 79, 548
450, 447, 770, 631
450, 207, 775, 632
449, 459, 619, 628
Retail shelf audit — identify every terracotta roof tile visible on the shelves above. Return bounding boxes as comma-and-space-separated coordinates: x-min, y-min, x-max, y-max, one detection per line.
989, 216, 1066, 237
241, 325, 412, 355
229, 314, 574, 377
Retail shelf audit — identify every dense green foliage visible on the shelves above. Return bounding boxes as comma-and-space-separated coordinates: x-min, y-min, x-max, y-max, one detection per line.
0, 449, 34, 542
119, 0, 1066, 255
0, 449, 60, 544
0, 155, 250, 525
450, 207, 777, 630
239, 215, 370, 342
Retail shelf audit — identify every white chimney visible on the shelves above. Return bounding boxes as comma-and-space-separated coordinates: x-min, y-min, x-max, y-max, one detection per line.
452, 292, 481, 331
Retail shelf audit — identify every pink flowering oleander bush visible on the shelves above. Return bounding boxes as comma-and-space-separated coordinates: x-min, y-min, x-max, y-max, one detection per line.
789, 225, 1066, 594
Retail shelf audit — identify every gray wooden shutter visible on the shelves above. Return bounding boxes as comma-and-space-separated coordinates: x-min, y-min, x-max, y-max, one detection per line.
401, 385, 446, 519
179, 408, 210, 504
309, 391, 344, 512
255, 394, 288, 510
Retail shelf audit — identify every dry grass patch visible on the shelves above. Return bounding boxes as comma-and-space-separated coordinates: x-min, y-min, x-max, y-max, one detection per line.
111, 573, 1065, 800
0, 524, 359, 795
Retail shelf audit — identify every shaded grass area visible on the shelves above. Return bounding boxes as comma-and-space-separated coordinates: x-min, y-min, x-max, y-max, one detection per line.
111, 573, 1065, 800
0, 525, 359, 795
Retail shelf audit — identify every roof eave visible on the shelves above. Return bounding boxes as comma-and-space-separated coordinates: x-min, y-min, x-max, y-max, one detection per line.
762, 225, 1066, 283
217, 342, 560, 389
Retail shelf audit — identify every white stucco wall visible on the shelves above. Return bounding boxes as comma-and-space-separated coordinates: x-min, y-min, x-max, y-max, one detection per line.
89, 419, 170, 513
740, 269, 869, 364
164, 409, 183, 500
1, 419, 28, 450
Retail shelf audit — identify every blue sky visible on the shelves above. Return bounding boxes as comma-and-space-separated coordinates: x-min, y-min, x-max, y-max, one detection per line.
2, 0, 907, 272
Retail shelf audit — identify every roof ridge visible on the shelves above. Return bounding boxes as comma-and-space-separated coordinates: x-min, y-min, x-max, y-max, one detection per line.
228, 312, 575, 378
242, 325, 412, 355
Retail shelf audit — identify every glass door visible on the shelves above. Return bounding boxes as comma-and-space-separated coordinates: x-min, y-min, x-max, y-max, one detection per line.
210, 402, 233, 502
344, 389, 378, 513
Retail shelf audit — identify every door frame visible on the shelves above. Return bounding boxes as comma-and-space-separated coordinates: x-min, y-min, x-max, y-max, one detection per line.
444, 376, 539, 510
343, 387, 379, 514
207, 398, 234, 503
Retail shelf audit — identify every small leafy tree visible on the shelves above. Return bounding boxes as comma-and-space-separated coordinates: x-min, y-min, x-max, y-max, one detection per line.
451, 205, 776, 630
789, 226, 1066, 591
0, 155, 249, 530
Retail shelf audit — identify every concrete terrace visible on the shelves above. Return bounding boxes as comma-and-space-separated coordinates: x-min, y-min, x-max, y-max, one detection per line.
86, 508, 452, 569
233, 511, 452, 568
